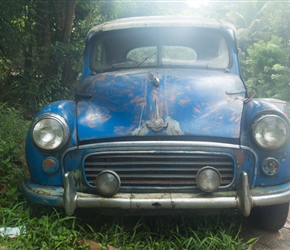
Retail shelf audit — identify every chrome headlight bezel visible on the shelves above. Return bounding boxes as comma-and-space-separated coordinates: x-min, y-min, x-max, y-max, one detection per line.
31, 113, 70, 150
252, 114, 289, 150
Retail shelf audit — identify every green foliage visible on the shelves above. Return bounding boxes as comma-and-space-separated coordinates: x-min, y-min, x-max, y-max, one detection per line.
0, 103, 29, 206
0, 0, 87, 114
0, 203, 258, 249
243, 36, 290, 100
260, 2, 290, 47
1, 44, 78, 114
99, 0, 193, 20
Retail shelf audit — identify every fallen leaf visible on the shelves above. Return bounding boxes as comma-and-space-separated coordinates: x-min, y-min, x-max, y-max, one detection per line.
106, 244, 118, 250
0, 186, 8, 193
77, 239, 101, 250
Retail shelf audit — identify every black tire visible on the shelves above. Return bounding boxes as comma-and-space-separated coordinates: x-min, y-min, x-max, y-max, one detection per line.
249, 203, 289, 231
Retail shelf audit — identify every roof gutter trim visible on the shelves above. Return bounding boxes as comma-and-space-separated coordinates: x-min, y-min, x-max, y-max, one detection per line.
88, 16, 235, 36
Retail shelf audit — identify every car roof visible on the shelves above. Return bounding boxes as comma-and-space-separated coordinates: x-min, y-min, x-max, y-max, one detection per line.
88, 16, 236, 38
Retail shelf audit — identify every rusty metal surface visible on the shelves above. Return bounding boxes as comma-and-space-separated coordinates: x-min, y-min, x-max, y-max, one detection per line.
76, 68, 245, 142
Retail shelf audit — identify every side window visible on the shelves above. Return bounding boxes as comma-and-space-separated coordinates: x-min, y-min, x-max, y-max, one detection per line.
92, 40, 107, 69
127, 46, 157, 66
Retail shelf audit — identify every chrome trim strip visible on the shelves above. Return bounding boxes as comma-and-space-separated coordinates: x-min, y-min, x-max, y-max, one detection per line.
60, 146, 78, 175
240, 145, 259, 188
76, 194, 238, 210
78, 141, 241, 150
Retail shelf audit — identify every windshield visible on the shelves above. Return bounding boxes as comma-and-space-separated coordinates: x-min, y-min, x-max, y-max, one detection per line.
90, 27, 230, 72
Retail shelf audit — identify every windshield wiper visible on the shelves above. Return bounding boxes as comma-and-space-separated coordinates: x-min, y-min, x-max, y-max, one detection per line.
135, 50, 157, 67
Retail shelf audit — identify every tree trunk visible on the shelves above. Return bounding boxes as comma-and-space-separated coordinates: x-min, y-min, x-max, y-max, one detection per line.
54, 0, 77, 44
54, 0, 77, 87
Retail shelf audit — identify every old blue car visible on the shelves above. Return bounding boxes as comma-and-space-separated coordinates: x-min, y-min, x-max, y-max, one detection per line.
22, 16, 290, 231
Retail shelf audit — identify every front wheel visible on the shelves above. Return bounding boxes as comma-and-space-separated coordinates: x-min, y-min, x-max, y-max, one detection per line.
249, 203, 289, 231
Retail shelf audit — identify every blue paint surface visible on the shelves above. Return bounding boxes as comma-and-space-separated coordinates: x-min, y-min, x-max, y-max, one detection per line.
77, 69, 245, 142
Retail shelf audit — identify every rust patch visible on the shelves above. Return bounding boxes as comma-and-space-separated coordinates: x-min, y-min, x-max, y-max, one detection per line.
235, 151, 245, 168
77, 106, 83, 116
114, 125, 136, 135
179, 99, 191, 105
151, 88, 159, 102
42, 158, 55, 171
230, 116, 236, 122
230, 115, 241, 123
70, 170, 86, 191
234, 117, 240, 123
130, 96, 146, 107
198, 105, 220, 119
194, 108, 201, 113
96, 75, 107, 81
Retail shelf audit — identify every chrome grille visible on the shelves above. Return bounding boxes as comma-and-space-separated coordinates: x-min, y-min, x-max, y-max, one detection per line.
84, 152, 234, 190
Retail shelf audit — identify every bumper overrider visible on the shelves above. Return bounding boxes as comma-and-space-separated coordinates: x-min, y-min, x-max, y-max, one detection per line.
22, 171, 290, 216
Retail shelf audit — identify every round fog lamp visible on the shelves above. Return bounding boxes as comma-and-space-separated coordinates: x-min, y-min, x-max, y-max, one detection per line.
96, 170, 120, 197
262, 158, 279, 176
196, 167, 221, 192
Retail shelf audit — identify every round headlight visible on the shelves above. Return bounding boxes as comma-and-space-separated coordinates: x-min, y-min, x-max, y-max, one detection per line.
252, 114, 289, 150
32, 113, 70, 150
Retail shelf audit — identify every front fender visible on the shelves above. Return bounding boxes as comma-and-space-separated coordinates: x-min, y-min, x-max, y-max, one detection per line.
25, 100, 77, 185
241, 99, 290, 186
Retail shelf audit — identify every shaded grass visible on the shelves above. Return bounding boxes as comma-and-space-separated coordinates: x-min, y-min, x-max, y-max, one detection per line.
0, 202, 258, 249
77, 211, 257, 250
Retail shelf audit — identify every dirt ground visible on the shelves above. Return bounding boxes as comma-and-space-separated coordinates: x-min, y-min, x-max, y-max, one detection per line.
241, 205, 290, 250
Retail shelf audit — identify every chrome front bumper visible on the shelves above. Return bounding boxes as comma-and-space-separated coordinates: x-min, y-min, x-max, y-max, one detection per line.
22, 171, 290, 216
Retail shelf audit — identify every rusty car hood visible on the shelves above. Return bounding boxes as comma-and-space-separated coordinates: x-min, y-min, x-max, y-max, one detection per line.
76, 68, 246, 142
